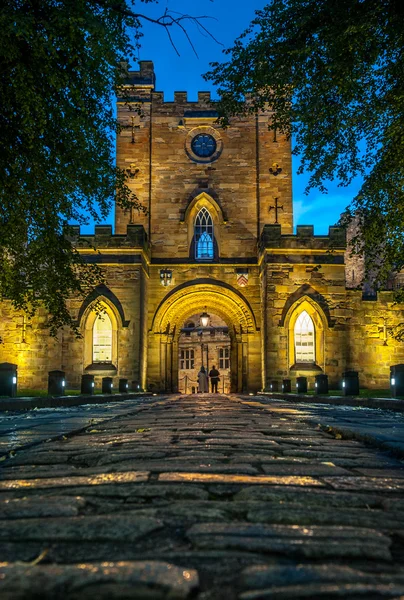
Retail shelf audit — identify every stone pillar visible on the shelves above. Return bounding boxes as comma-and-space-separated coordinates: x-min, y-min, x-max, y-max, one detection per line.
230, 336, 238, 393
237, 337, 243, 393
159, 337, 167, 392
171, 338, 179, 393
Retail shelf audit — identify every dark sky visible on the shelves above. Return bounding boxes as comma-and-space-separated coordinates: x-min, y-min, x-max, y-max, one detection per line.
105, 0, 363, 234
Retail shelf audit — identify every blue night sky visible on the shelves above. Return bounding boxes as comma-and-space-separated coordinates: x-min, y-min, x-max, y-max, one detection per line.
103, 0, 363, 234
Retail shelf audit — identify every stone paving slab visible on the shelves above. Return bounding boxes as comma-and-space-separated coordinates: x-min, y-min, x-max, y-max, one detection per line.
0, 561, 198, 599
0, 471, 150, 490
261, 391, 404, 414
253, 395, 404, 458
1, 393, 404, 599
187, 522, 393, 560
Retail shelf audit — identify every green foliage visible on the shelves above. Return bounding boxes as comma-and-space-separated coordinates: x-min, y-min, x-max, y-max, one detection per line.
0, 0, 151, 334
206, 0, 404, 293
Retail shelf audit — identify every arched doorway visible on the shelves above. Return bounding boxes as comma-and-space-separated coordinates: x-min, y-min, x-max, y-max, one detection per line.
178, 312, 231, 394
148, 279, 261, 393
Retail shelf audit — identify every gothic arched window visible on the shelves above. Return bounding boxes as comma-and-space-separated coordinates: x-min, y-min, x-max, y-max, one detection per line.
294, 310, 315, 363
93, 313, 113, 362
195, 207, 214, 260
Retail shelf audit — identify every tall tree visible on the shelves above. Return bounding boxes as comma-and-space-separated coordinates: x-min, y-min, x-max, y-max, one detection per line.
0, 0, 213, 335
206, 0, 404, 297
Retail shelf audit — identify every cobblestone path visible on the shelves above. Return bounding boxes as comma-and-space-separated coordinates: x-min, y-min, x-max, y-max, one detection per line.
1, 394, 404, 599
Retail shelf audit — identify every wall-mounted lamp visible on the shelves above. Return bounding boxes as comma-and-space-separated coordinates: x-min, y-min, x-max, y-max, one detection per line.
160, 269, 173, 287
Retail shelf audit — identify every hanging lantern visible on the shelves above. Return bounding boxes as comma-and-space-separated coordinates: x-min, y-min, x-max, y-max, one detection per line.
200, 310, 210, 328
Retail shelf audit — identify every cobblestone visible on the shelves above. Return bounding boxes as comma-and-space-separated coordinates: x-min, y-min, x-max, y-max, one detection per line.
1, 394, 404, 599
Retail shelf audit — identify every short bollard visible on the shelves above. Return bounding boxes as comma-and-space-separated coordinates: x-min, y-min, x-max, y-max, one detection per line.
102, 377, 113, 394
296, 376, 307, 393
282, 378, 291, 393
390, 364, 404, 397
315, 374, 329, 394
0, 363, 18, 398
132, 381, 141, 392
269, 380, 279, 392
48, 370, 66, 396
81, 374, 95, 395
119, 378, 129, 393
342, 370, 359, 396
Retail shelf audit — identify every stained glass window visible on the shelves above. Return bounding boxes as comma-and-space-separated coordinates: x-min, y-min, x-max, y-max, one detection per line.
93, 313, 112, 362
195, 208, 214, 260
191, 134, 217, 158
294, 311, 315, 363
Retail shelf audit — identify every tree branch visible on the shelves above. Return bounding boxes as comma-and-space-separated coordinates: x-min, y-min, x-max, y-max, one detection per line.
92, 0, 222, 56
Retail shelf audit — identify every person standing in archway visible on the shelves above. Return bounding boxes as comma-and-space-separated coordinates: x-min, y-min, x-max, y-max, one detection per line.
197, 366, 208, 393
209, 365, 220, 393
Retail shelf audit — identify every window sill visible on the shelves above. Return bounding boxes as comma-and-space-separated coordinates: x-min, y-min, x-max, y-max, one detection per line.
85, 363, 117, 374
290, 363, 322, 372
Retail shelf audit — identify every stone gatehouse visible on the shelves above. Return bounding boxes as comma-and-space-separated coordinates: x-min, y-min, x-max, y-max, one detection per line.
1, 61, 403, 392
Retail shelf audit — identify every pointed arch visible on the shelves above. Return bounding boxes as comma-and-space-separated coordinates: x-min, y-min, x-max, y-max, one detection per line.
183, 192, 225, 259
76, 284, 129, 328
182, 191, 227, 225
78, 286, 126, 372
282, 294, 328, 371
279, 284, 334, 328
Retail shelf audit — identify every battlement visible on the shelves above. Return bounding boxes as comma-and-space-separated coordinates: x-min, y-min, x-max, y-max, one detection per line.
117, 63, 274, 125
260, 224, 346, 252
120, 60, 156, 88
69, 224, 149, 251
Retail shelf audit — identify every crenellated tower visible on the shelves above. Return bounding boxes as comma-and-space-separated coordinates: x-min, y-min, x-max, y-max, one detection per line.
116, 61, 293, 261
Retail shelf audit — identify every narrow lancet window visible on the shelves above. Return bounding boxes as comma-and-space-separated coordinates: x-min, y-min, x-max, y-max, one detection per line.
93, 313, 112, 362
195, 207, 214, 259
294, 310, 315, 363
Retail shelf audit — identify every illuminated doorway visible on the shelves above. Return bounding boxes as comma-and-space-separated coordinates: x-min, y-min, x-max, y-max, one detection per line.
178, 312, 231, 394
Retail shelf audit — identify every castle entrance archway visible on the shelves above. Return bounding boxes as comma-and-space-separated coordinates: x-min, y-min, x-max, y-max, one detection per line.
178, 312, 231, 394
148, 280, 261, 393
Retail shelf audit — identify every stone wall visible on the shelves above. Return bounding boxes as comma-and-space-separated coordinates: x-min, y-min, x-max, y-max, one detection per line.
344, 292, 404, 388
116, 62, 293, 262
0, 304, 62, 390
261, 226, 404, 390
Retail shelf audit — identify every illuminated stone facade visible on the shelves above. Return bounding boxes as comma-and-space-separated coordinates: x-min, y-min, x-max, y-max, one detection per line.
0, 61, 403, 392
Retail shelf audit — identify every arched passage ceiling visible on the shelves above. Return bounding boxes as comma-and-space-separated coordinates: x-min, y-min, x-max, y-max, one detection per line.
152, 281, 258, 335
